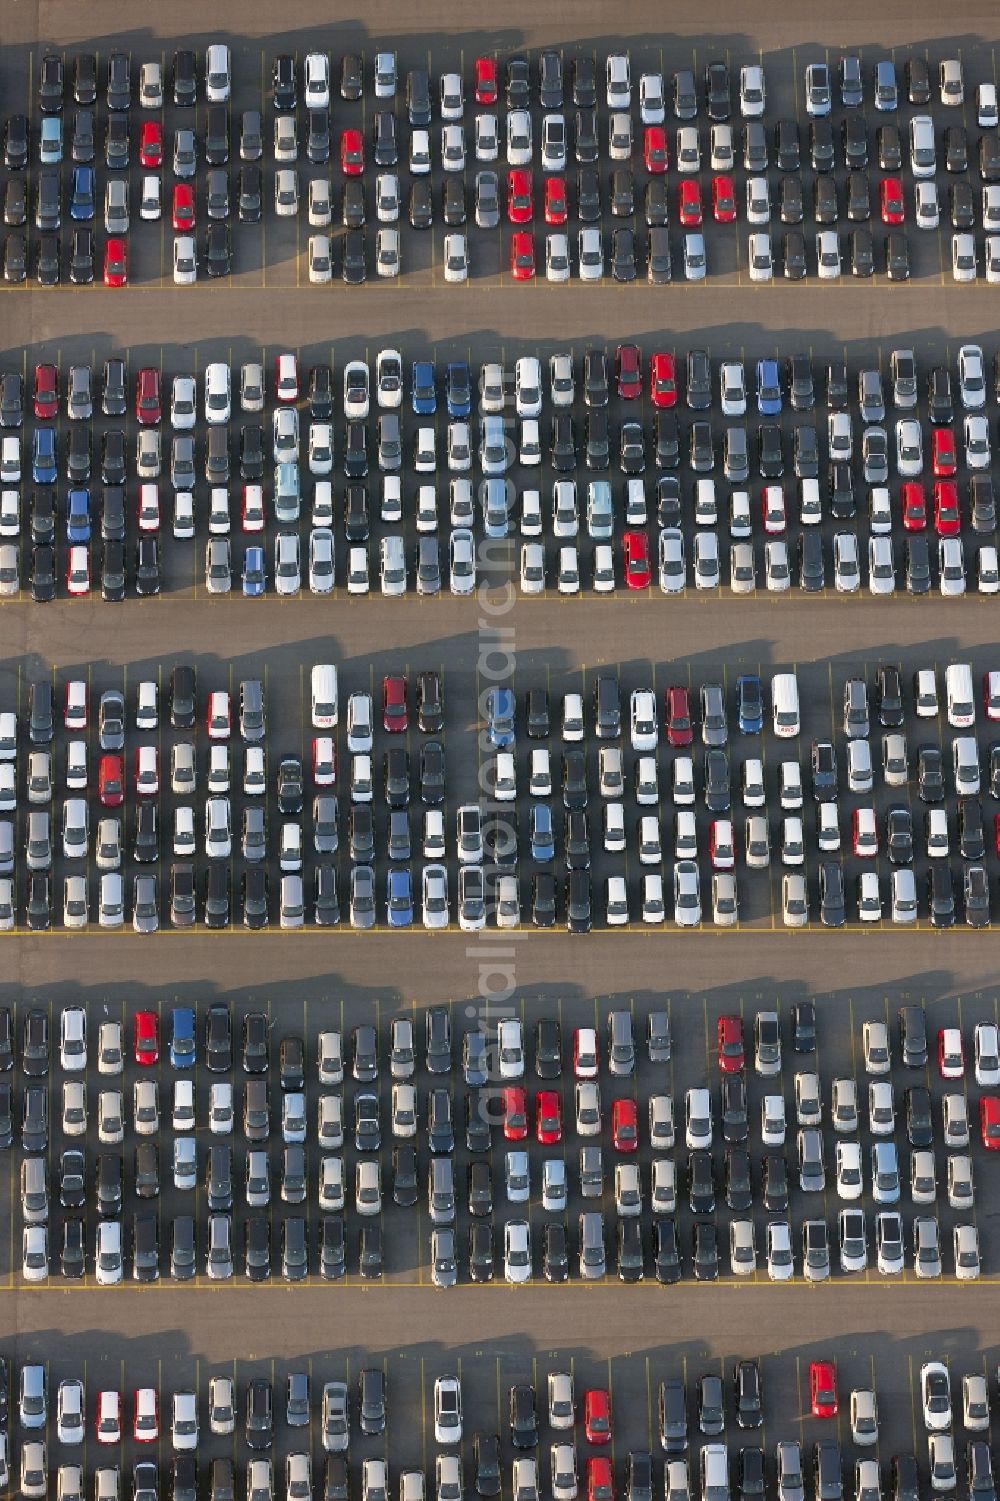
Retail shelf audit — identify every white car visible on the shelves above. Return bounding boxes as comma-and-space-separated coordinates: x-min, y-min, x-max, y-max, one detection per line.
449, 529, 475, 595
304, 52, 330, 108
896, 419, 923, 476
987, 236, 1000, 284
375, 174, 399, 223
274, 169, 298, 217
504, 1220, 531, 1283
475, 114, 498, 161
816, 230, 841, 279
507, 110, 532, 165
421, 864, 449, 929
747, 232, 772, 281
578, 227, 604, 281
659, 527, 685, 592
868, 535, 895, 595
309, 181, 332, 226
308, 235, 332, 283
640, 72, 665, 123
915, 181, 940, 229
952, 233, 976, 282
921, 1363, 952, 1432
939, 536, 966, 596
308, 528, 335, 594
376, 228, 399, 278
546, 233, 570, 282
173, 235, 196, 284
520, 543, 545, 595
443, 232, 468, 283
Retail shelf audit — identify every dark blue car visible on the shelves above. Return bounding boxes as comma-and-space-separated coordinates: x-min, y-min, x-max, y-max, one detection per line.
411, 360, 436, 414
486, 686, 516, 748
445, 362, 471, 418
66, 487, 91, 543
243, 545, 266, 596
69, 165, 95, 221
170, 1007, 196, 1067
31, 428, 57, 484
736, 674, 765, 735
387, 867, 413, 927
755, 358, 782, 416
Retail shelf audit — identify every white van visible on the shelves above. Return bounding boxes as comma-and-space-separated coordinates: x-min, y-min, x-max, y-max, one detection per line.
798, 477, 822, 524
562, 692, 584, 742
771, 673, 800, 738
311, 664, 338, 728
204, 362, 232, 424
520, 489, 542, 536
945, 663, 975, 727
494, 752, 516, 801
173, 492, 195, 539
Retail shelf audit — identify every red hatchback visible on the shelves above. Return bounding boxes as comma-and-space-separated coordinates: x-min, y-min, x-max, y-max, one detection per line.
584, 1389, 612, 1444
901, 481, 927, 531
880, 176, 904, 224
135, 368, 161, 426
666, 686, 693, 747
933, 481, 961, 536
502, 1086, 528, 1140
980, 1096, 1000, 1148
678, 179, 702, 226
134, 1011, 159, 1066
616, 343, 642, 399
643, 126, 668, 173
507, 170, 533, 223
544, 177, 568, 224
139, 121, 163, 168
382, 674, 408, 732
341, 128, 364, 175
104, 238, 127, 287
33, 362, 58, 419
712, 174, 737, 222
588, 1459, 614, 1501
650, 352, 678, 408
172, 184, 195, 231
510, 232, 535, 280
810, 1361, 838, 1418
931, 427, 957, 477
98, 754, 124, 808
475, 56, 498, 105
623, 530, 651, 589
612, 1098, 638, 1152
717, 1015, 745, 1072
535, 1090, 562, 1144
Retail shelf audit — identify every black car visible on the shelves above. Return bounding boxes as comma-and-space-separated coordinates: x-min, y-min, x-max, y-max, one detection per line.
61, 1218, 85, 1279
342, 230, 365, 283
135, 538, 160, 596
319, 1216, 345, 1280
877, 124, 902, 170
173, 50, 197, 107
4, 178, 26, 227
693, 1220, 719, 1280
928, 367, 954, 424
4, 114, 28, 171
945, 125, 968, 173
409, 179, 432, 228
577, 168, 601, 220
340, 54, 362, 101
780, 175, 803, 224
951, 180, 975, 229
654, 1218, 681, 1284
705, 60, 731, 119
26, 872, 51, 929
205, 223, 231, 277
242, 867, 268, 929
645, 178, 668, 226
565, 870, 592, 933
509, 1386, 537, 1450
763, 1153, 789, 1212
814, 175, 838, 224
612, 227, 636, 282
782, 232, 806, 280
238, 166, 262, 222
850, 227, 874, 278
810, 119, 835, 172
307, 108, 331, 165
775, 118, 800, 170
506, 57, 530, 107
469, 1221, 494, 1282
917, 746, 944, 802
74, 53, 97, 105
819, 862, 846, 926
273, 54, 296, 110
443, 176, 465, 226
532, 872, 557, 927
36, 232, 60, 286
31, 544, 56, 602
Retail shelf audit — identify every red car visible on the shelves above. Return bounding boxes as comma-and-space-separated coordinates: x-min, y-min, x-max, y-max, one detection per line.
507, 169, 533, 223
66, 548, 90, 595
678, 179, 702, 226
544, 177, 568, 225
382, 674, 408, 732
933, 481, 961, 536
980, 1096, 1000, 1148
643, 126, 668, 173
584, 1389, 612, 1444
851, 807, 877, 857
810, 1361, 838, 1418
931, 427, 957, 477
588, 1458, 614, 1501
104, 237, 127, 287
510, 232, 535, 280
139, 121, 163, 168
879, 177, 904, 225
709, 819, 735, 870
612, 1098, 638, 1152
135, 368, 161, 426
474, 56, 498, 105
711, 174, 737, 223
134, 1011, 159, 1066
340, 128, 364, 175
665, 686, 693, 747
33, 362, 58, 419
502, 1086, 528, 1140
172, 184, 196, 231
616, 343, 642, 399
98, 754, 124, 808
717, 1014, 745, 1072
623, 530, 651, 589
901, 481, 927, 531
535, 1090, 562, 1144
650, 352, 678, 408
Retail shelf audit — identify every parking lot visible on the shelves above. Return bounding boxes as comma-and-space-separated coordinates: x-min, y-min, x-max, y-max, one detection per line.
6, 13, 1000, 291
3, 0, 1000, 1495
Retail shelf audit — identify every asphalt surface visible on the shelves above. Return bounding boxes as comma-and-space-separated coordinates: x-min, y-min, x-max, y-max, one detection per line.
3, 0, 1000, 1488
